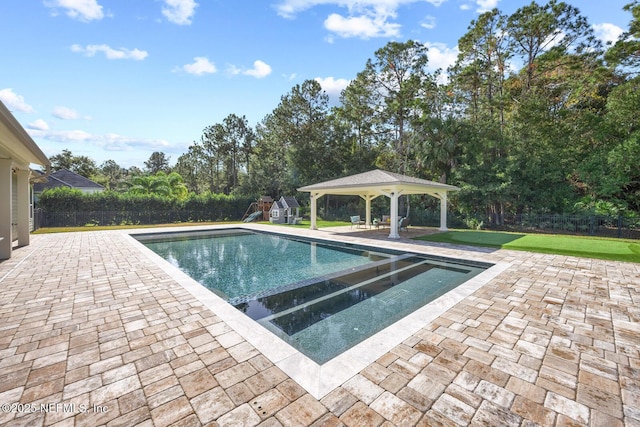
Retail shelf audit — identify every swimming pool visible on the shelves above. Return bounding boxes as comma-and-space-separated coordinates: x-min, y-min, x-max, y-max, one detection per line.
138, 229, 490, 364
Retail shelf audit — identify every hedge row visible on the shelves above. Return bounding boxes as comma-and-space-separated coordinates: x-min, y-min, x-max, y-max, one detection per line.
37, 187, 253, 221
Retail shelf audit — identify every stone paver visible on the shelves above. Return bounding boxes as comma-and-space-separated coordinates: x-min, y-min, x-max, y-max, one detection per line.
0, 225, 638, 426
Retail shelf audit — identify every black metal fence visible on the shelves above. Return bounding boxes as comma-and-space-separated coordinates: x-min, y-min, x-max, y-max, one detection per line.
34, 208, 640, 239
485, 213, 639, 238
410, 210, 640, 239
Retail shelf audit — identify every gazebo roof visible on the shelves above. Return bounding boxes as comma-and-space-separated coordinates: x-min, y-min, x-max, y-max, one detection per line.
298, 169, 459, 196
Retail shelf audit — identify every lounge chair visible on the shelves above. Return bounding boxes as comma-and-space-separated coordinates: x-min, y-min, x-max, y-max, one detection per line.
399, 217, 410, 231
350, 215, 366, 229
375, 215, 391, 229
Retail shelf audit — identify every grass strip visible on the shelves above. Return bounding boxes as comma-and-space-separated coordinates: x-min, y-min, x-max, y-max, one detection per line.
415, 230, 640, 263
33, 220, 349, 234
33, 221, 240, 234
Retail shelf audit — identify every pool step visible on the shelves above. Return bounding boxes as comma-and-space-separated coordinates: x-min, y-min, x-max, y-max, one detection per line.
258, 260, 436, 335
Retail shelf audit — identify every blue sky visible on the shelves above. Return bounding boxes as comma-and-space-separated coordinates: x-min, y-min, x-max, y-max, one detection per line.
0, 0, 631, 169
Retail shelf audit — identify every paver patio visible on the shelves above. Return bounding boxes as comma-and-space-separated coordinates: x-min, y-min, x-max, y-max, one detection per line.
0, 224, 638, 426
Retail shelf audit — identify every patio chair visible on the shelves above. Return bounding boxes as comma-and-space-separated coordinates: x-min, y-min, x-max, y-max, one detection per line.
350, 215, 366, 229
399, 217, 410, 231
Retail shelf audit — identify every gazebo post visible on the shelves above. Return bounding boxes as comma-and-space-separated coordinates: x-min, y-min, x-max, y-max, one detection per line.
310, 192, 322, 230
310, 193, 317, 230
438, 191, 448, 231
360, 195, 376, 227
388, 190, 401, 239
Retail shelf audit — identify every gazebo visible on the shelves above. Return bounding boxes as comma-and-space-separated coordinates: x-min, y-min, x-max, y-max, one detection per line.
298, 169, 459, 239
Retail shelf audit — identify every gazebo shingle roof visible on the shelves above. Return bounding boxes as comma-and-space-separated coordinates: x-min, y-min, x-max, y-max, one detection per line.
298, 169, 459, 192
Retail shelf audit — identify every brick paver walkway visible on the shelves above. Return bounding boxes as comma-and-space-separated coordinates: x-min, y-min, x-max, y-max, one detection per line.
0, 225, 638, 426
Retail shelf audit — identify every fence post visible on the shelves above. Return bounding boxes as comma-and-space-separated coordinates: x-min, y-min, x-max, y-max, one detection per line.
589, 215, 594, 236
618, 214, 622, 238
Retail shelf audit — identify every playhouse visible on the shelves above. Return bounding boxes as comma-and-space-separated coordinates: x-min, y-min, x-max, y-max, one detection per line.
269, 196, 301, 224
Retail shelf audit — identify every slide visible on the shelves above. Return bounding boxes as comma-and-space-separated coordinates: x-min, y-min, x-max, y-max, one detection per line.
243, 211, 262, 222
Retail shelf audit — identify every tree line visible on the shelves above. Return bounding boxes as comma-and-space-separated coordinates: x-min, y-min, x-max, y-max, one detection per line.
51, 1, 640, 221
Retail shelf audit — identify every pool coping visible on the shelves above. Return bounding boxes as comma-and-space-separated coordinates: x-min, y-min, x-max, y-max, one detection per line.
127, 225, 511, 399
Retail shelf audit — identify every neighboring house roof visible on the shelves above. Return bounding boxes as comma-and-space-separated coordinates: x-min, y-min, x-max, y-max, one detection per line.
33, 169, 104, 192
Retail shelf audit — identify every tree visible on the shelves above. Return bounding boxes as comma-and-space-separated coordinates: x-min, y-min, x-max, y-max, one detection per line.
144, 152, 170, 174
49, 149, 98, 178
335, 71, 383, 174
49, 149, 75, 171
450, 9, 510, 128
279, 79, 337, 186
99, 159, 125, 190
127, 171, 188, 200
578, 76, 640, 211
362, 40, 435, 173
244, 113, 292, 197
506, 0, 601, 93
174, 145, 206, 193
605, 1, 640, 74
212, 114, 255, 194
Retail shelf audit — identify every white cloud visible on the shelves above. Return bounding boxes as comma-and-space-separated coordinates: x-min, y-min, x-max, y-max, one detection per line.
27, 127, 170, 151
52, 106, 79, 120
274, 0, 446, 40
227, 65, 242, 75
101, 134, 171, 151
475, 0, 499, 13
425, 42, 459, 72
593, 23, 624, 44
71, 44, 148, 60
228, 60, 273, 78
181, 57, 217, 75
44, 0, 104, 22
324, 13, 401, 38
162, 0, 198, 25
315, 76, 350, 99
244, 60, 273, 78
274, 0, 445, 19
28, 119, 50, 131
0, 88, 34, 113
420, 15, 436, 30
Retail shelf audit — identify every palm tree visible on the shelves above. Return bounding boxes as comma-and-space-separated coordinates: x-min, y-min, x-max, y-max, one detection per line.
127, 172, 188, 199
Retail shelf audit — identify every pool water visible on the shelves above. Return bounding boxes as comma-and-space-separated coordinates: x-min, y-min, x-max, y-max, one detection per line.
140, 229, 389, 302
138, 229, 489, 364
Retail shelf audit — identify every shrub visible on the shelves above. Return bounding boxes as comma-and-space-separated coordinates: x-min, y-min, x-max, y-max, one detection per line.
38, 188, 252, 223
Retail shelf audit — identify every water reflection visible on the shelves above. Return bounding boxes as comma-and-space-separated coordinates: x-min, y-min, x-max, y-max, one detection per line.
143, 232, 386, 299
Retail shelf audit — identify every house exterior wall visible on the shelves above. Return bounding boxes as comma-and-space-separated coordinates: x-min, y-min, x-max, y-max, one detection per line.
0, 159, 12, 259
79, 187, 104, 194
1, 101, 51, 259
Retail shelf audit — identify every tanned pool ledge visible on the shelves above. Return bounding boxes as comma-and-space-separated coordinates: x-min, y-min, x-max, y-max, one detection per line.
0, 223, 638, 426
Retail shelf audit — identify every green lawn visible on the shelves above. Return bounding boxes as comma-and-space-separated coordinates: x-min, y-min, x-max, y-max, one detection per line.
33, 221, 241, 234
415, 230, 640, 263
33, 219, 349, 234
